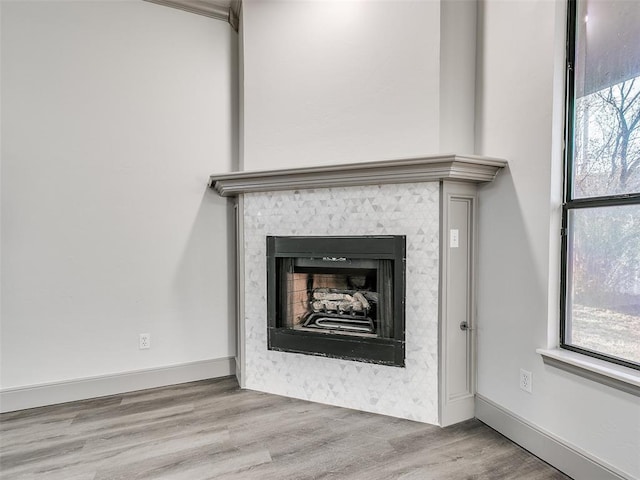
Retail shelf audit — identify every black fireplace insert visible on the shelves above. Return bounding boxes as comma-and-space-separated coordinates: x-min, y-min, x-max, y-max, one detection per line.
266, 236, 406, 366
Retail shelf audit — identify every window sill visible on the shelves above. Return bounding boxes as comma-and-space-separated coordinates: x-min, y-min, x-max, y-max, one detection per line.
537, 348, 640, 397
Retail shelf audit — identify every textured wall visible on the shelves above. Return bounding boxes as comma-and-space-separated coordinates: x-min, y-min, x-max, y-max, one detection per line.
242, 182, 440, 424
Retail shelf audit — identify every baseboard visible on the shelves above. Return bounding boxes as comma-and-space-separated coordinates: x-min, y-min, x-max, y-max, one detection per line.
0, 357, 235, 413
475, 394, 633, 480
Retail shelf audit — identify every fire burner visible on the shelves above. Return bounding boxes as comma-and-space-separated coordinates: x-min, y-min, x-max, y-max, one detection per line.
266, 236, 406, 366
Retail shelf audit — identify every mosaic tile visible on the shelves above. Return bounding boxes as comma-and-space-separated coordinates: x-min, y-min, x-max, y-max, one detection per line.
241, 182, 440, 424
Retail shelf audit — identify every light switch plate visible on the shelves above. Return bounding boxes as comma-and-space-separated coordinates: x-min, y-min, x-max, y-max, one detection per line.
450, 229, 459, 248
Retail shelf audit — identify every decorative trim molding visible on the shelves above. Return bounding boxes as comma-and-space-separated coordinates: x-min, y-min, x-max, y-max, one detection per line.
538, 348, 640, 397
229, 0, 240, 30
0, 357, 235, 413
476, 394, 633, 480
235, 196, 246, 388
144, 0, 238, 30
209, 155, 508, 197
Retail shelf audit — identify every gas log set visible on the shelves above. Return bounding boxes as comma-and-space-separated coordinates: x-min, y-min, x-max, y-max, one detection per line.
303, 288, 377, 334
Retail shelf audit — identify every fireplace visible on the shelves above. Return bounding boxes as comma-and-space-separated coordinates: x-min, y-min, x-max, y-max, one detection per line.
267, 235, 406, 366
210, 156, 505, 424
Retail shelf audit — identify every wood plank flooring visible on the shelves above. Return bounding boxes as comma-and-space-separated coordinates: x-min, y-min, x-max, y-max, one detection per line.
0, 377, 571, 480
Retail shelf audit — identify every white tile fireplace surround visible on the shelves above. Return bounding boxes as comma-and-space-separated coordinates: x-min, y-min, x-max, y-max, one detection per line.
210, 155, 506, 426
247, 183, 439, 422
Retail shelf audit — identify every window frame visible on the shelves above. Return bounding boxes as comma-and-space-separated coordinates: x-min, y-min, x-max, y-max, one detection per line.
560, 0, 640, 371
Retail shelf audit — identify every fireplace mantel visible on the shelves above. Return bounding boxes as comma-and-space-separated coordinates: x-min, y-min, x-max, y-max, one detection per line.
209, 154, 507, 196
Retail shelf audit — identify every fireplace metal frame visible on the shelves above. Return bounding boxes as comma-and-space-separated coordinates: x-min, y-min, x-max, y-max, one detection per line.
267, 235, 406, 366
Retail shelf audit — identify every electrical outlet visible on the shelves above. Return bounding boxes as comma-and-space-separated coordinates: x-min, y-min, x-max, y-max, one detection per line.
139, 333, 150, 350
520, 368, 532, 393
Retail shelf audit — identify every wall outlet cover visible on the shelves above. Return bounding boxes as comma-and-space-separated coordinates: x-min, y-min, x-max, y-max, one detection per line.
139, 333, 151, 350
520, 368, 532, 393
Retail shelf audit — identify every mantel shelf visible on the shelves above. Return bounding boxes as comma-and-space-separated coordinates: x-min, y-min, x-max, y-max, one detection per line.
209, 154, 508, 196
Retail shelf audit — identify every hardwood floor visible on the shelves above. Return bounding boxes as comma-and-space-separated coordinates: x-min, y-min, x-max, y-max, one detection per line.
0, 377, 570, 480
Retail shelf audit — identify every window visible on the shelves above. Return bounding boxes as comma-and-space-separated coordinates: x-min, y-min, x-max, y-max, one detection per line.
562, 0, 640, 369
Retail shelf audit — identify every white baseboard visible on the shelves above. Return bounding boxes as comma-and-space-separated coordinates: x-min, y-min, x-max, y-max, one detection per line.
475, 394, 633, 480
0, 357, 235, 413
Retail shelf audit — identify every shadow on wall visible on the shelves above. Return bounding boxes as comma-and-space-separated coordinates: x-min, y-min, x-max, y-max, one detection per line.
476, 164, 550, 385
172, 187, 236, 359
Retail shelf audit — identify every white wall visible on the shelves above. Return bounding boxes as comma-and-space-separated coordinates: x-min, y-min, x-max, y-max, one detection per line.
439, 0, 477, 154
475, 0, 639, 477
1, 1, 237, 390
241, 0, 443, 171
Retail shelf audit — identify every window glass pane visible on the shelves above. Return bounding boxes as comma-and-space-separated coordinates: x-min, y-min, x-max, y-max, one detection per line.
566, 205, 640, 364
572, 0, 640, 198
